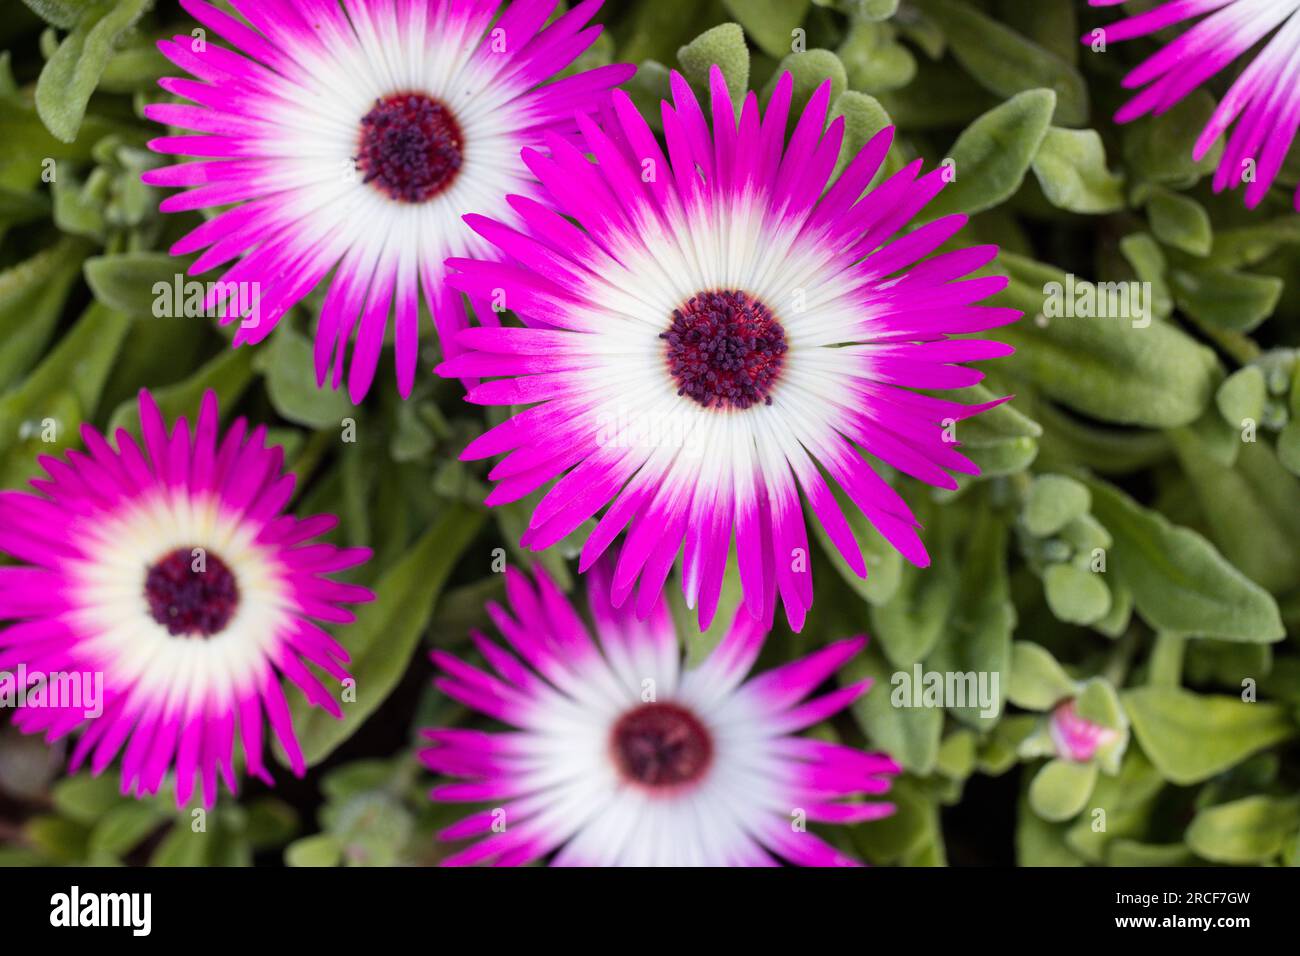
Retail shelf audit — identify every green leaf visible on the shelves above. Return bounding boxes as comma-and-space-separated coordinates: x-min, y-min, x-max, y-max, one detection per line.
1217, 366, 1267, 428
1093, 581, 1133, 639
24, 816, 89, 863
1016, 792, 1086, 866
722, 0, 811, 59
282, 504, 486, 766
1123, 687, 1295, 785
760, 48, 847, 116
1029, 759, 1098, 822
51, 171, 107, 240
926, 503, 1015, 729
1209, 215, 1300, 270
1278, 420, 1300, 476
1075, 677, 1126, 734
849, 778, 938, 864
1087, 477, 1284, 642
285, 834, 342, 868
1107, 841, 1196, 866
913, 0, 1086, 125
106, 347, 256, 438
1020, 389, 1170, 475
35, 0, 151, 143
51, 773, 127, 826
1024, 473, 1090, 537
1186, 795, 1300, 864
1170, 267, 1283, 334
677, 22, 749, 105
924, 89, 1056, 220
1146, 187, 1211, 256
1170, 428, 1300, 594
1031, 127, 1123, 214
0, 302, 130, 483
149, 823, 213, 866
871, 515, 958, 666
320, 759, 397, 802
242, 798, 299, 850
860, 0, 900, 20
0, 185, 51, 228
844, 644, 943, 774
84, 252, 193, 317
87, 802, 165, 856
961, 433, 1038, 477
1122, 90, 1221, 187
1059, 513, 1112, 554
978, 714, 1038, 775
996, 0, 1078, 66
256, 326, 356, 429
0, 100, 131, 177
829, 90, 892, 178
0, 238, 88, 391
994, 254, 1218, 428
99, 35, 170, 92
1118, 231, 1174, 322
837, 18, 915, 94
22, 0, 89, 29
936, 729, 977, 780
877, 58, 998, 129
1007, 642, 1077, 711
1043, 562, 1111, 626
1065, 749, 1166, 862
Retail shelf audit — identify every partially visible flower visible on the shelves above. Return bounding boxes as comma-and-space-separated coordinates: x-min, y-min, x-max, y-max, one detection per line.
437, 66, 1016, 631
1087, 0, 1300, 209
1049, 698, 1120, 763
143, 0, 634, 401
0, 390, 372, 807
422, 562, 898, 866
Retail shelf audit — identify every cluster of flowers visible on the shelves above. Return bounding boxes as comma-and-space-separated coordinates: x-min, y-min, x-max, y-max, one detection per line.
1, 0, 1288, 865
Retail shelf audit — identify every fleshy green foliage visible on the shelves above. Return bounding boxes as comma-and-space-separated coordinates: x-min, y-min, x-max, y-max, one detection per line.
0, 0, 1298, 870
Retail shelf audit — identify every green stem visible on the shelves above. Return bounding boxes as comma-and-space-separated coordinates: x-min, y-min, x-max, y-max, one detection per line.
1148, 632, 1186, 687
287, 429, 334, 503
1187, 315, 1260, 366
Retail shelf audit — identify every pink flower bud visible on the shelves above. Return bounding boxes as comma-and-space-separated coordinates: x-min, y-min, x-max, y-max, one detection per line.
1049, 699, 1119, 763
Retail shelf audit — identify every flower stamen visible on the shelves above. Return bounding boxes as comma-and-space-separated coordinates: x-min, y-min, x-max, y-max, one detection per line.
661, 290, 787, 409
355, 92, 463, 203
144, 547, 239, 638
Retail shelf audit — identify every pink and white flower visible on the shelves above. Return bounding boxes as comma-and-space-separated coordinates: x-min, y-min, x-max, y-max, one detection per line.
143, 0, 633, 401
0, 391, 372, 808
437, 66, 1016, 631
1088, 0, 1300, 208
1049, 699, 1120, 763
422, 563, 898, 866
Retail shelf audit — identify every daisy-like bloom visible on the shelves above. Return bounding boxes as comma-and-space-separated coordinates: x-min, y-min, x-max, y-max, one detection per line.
437, 66, 1016, 631
1087, 0, 1300, 209
142, 0, 634, 401
421, 563, 898, 866
0, 391, 372, 808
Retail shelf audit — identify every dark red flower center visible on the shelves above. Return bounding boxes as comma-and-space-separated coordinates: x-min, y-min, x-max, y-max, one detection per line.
144, 547, 239, 638
355, 92, 463, 203
611, 702, 713, 789
661, 290, 787, 409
